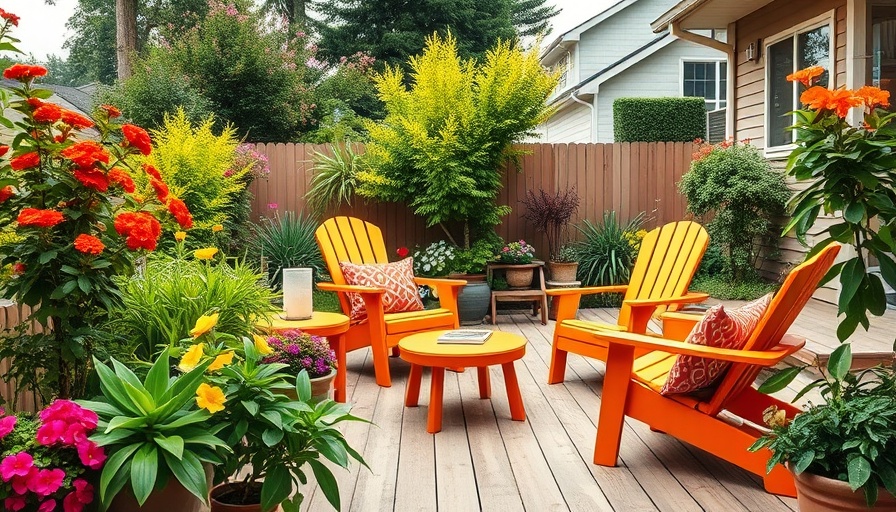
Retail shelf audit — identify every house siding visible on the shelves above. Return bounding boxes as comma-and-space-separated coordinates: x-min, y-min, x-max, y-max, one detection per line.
733, 0, 848, 148
535, 102, 592, 143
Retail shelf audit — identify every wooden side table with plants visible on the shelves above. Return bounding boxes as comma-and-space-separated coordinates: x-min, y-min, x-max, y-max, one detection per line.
487, 261, 548, 325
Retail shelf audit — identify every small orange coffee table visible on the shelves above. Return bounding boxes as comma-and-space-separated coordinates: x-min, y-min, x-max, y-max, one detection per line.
399, 330, 527, 433
255, 311, 350, 403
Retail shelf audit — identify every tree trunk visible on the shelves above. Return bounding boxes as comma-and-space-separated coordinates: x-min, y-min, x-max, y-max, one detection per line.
292, 0, 307, 28
115, 0, 137, 79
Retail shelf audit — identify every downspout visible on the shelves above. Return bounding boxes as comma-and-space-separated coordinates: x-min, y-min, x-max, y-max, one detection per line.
670, 21, 736, 139
569, 89, 596, 142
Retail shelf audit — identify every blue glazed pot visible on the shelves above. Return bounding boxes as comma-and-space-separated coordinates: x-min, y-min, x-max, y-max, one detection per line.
457, 280, 491, 325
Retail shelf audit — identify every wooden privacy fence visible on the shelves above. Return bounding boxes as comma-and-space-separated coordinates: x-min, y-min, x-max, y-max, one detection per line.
0, 301, 44, 412
249, 142, 695, 258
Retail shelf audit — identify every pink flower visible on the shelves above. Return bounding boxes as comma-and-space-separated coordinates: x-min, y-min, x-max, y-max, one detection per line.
73, 478, 94, 503
77, 441, 106, 470
36, 419, 66, 445
63, 493, 85, 512
0, 415, 16, 438
0, 452, 33, 481
27, 468, 65, 497
4, 495, 25, 511
62, 422, 87, 445
267, 202, 278, 210
11, 468, 35, 494
39, 399, 79, 422
38, 499, 56, 512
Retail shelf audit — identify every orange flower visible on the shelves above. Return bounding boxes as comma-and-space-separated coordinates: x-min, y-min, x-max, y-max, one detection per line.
114, 211, 162, 251
826, 88, 863, 118
10, 152, 40, 171
17, 208, 64, 228
99, 104, 121, 118
0, 8, 20, 26
142, 163, 162, 181
73, 167, 110, 192
33, 104, 62, 124
0, 186, 13, 203
61, 141, 109, 168
121, 124, 152, 155
2, 63, 47, 81
800, 86, 832, 110
167, 197, 193, 229
855, 86, 890, 110
73, 234, 104, 255
60, 109, 94, 130
107, 168, 135, 193
149, 177, 169, 203
787, 66, 825, 87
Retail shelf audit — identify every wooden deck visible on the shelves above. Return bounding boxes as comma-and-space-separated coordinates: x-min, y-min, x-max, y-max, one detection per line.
299, 308, 805, 512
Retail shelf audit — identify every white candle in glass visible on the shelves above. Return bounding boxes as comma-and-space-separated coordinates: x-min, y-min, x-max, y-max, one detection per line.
282, 268, 313, 320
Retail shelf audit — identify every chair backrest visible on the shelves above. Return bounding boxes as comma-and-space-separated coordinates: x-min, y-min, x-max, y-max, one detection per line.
699, 243, 841, 415
618, 221, 709, 328
315, 216, 389, 286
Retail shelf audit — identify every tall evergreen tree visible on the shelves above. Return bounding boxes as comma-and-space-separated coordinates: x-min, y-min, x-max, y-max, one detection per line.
316, 0, 556, 70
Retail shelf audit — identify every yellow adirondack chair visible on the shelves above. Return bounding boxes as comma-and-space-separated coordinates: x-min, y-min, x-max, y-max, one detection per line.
546, 220, 710, 383
590, 243, 840, 496
315, 217, 467, 388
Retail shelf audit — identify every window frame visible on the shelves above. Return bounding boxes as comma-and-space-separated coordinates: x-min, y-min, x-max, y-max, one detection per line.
763, 11, 836, 158
680, 58, 728, 111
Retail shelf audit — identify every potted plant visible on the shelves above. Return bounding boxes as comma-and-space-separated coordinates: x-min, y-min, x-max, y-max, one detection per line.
0, 399, 104, 511
209, 338, 368, 512
260, 329, 337, 401
521, 188, 581, 282
749, 67, 896, 509
448, 237, 505, 325
497, 240, 537, 289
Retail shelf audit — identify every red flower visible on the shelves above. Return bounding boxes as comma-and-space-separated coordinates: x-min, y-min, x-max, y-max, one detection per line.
114, 212, 161, 251
33, 104, 62, 124
27, 98, 44, 109
73, 168, 110, 192
121, 124, 152, 155
3, 63, 46, 81
17, 208, 64, 228
167, 197, 193, 229
73, 234, 104, 255
0, 8, 20, 26
60, 109, 94, 130
0, 145, 9, 157
396, 246, 410, 258
10, 152, 40, 170
99, 104, 121, 118
143, 163, 162, 180
149, 177, 169, 203
12, 263, 25, 274
0, 186, 12, 202
61, 141, 109, 168
108, 168, 135, 193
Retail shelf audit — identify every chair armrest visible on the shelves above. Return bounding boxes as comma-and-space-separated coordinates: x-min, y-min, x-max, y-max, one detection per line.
316, 282, 386, 295
622, 292, 709, 309
414, 277, 466, 325
545, 285, 629, 297
593, 330, 806, 365
658, 311, 705, 341
414, 277, 467, 288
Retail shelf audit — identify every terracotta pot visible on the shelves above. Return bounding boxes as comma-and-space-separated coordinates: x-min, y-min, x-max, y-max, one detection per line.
210, 482, 282, 512
548, 261, 578, 283
108, 464, 213, 512
281, 369, 336, 402
505, 267, 534, 289
791, 467, 896, 511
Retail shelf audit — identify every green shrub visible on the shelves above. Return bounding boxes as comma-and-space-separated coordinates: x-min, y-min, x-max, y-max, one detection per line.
679, 141, 790, 280
576, 212, 644, 307
111, 255, 277, 360
140, 109, 255, 251
305, 144, 362, 213
613, 97, 706, 142
690, 274, 779, 301
253, 212, 325, 286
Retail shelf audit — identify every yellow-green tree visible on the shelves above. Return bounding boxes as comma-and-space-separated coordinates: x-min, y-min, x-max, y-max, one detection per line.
358, 33, 558, 247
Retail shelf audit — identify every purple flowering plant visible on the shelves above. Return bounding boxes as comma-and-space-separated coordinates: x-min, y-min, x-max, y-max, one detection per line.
497, 240, 536, 264
262, 329, 336, 378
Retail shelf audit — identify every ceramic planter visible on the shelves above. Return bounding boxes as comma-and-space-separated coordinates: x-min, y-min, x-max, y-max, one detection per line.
210, 482, 282, 512
282, 369, 336, 402
450, 274, 490, 325
791, 467, 896, 511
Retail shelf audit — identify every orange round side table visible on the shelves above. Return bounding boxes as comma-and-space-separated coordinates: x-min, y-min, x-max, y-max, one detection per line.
255, 311, 350, 403
398, 330, 527, 433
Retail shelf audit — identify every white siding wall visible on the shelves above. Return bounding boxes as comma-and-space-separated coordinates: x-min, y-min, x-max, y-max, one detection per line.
534, 102, 592, 143
595, 40, 725, 142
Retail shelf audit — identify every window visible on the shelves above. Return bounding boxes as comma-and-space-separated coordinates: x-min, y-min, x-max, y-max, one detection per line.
766, 22, 831, 149
683, 61, 727, 111
554, 52, 571, 91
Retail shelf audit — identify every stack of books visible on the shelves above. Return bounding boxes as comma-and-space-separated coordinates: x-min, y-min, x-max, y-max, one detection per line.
436, 330, 493, 344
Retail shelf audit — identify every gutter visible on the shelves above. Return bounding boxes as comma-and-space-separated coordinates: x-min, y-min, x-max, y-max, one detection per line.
569, 90, 596, 142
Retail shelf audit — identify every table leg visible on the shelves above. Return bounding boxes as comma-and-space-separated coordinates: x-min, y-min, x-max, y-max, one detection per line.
331, 333, 347, 403
427, 367, 445, 433
501, 361, 526, 421
405, 364, 423, 407
477, 366, 491, 399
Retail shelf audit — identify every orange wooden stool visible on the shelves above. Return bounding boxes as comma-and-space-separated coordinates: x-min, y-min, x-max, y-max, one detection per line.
399, 330, 527, 433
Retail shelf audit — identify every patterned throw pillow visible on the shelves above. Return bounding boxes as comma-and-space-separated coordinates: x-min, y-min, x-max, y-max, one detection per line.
660, 293, 773, 395
339, 257, 424, 321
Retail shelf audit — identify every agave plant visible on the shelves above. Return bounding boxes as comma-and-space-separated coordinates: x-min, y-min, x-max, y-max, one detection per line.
575, 211, 645, 287
305, 143, 363, 214
253, 211, 325, 286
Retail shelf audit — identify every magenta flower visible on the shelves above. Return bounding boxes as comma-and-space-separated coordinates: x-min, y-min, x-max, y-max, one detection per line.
36, 419, 66, 446
27, 468, 65, 497
76, 441, 106, 470
0, 452, 33, 481
38, 499, 56, 512
4, 495, 25, 511
0, 415, 16, 438
267, 202, 278, 210
10, 469, 33, 494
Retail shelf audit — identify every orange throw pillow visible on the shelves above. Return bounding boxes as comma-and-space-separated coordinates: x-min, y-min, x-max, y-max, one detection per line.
339, 257, 424, 321
660, 293, 772, 395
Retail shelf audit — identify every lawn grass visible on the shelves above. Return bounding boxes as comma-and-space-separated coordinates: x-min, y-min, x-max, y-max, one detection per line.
313, 289, 342, 313
690, 274, 779, 301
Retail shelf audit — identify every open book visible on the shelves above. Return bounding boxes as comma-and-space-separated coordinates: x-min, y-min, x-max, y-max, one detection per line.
437, 330, 493, 344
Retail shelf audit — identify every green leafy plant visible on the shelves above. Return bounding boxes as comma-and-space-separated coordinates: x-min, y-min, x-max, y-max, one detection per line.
412, 240, 456, 277
751, 344, 896, 506
690, 274, 778, 301
680, 140, 790, 281
305, 143, 363, 213
253, 211, 325, 286
520, 187, 580, 261
555, 244, 578, 264
613, 97, 706, 142
80, 352, 229, 508
112, 254, 277, 360
575, 211, 644, 288
450, 235, 504, 275
358, 32, 558, 248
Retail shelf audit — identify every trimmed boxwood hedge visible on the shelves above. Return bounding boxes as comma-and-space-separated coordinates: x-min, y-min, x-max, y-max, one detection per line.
613, 97, 706, 142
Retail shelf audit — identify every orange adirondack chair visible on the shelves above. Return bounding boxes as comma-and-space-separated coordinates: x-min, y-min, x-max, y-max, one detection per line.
315, 217, 467, 388
547, 221, 710, 383
590, 243, 840, 496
